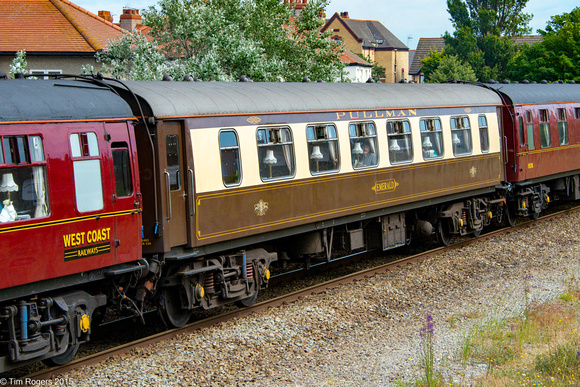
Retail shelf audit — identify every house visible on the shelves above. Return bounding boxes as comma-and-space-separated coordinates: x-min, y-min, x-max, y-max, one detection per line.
0, 0, 135, 76
321, 12, 409, 83
409, 37, 446, 83
340, 49, 373, 82
409, 35, 543, 83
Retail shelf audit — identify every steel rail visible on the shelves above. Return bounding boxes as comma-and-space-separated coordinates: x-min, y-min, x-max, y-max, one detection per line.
25, 205, 580, 381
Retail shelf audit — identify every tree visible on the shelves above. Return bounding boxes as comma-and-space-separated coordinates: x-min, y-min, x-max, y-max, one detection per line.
9, 50, 28, 78
426, 55, 477, 83
420, 50, 444, 81
507, 7, 580, 82
97, 0, 343, 82
444, 0, 531, 81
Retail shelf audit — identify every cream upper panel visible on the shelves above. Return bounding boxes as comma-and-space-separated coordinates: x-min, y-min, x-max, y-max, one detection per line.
190, 110, 501, 194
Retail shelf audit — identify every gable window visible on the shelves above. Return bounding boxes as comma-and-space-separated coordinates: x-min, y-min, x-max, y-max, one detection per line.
70, 132, 103, 212
420, 118, 443, 160
451, 116, 472, 155
478, 115, 490, 153
306, 124, 339, 174
557, 108, 569, 145
539, 109, 551, 148
0, 135, 49, 222
349, 122, 378, 168
387, 120, 413, 164
219, 130, 242, 186
29, 69, 62, 80
257, 127, 295, 181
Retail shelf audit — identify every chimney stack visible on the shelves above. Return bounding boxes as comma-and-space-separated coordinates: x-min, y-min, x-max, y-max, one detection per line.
119, 8, 142, 32
340, 12, 349, 18
98, 10, 113, 23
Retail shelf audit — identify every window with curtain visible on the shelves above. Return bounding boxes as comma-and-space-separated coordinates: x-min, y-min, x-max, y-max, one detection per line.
349, 122, 378, 169
257, 127, 295, 181
306, 124, 340, 174
420, 118, 443, 160
557, 108, 569, 145
0, 135, 49, 222
387, 120, 413, 164
539, 109, 551, 148
450, 116, 472, 156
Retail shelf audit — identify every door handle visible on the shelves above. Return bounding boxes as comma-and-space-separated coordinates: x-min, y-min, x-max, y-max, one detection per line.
164, 170, 172, 220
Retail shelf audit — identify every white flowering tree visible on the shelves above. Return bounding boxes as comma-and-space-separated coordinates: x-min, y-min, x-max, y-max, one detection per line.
96, 0, 344, 82
9, 50, 28, 78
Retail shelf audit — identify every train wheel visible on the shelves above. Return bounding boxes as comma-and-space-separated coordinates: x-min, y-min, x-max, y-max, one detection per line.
42, 339, 79, 367
235, 286, 259, 308
436, 219, 452, 246
504, 203, 516, 227
159, 287, 191, 328
472, 228, 482, 237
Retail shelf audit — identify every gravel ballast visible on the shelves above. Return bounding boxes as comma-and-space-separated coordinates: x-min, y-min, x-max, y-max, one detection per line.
51, 212, 580, 386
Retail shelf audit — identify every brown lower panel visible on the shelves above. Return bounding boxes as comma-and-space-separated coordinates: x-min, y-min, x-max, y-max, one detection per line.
195, 153, 502, 245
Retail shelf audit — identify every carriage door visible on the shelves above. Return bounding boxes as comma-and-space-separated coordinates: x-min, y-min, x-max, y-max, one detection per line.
106, 122, 142, 263
161, 123, 188, 247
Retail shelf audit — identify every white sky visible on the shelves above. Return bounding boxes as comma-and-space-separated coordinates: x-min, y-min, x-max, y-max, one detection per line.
74, 0, 579, 50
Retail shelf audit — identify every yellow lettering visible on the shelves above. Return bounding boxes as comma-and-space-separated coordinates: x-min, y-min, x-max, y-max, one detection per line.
349, 111, 360, 119
63, 234, 72, 248
336, 112, 346, 120
363, 111, 373, 119
408, 109, 417, 116
385, 110, 394, 117
375, 111, 384, 118
397, 110, 407, 117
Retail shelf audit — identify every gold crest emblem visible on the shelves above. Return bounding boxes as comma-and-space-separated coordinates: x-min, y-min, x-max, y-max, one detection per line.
469, 166, 477, 177
254, 199, 269, 216
247, 116, 261, 125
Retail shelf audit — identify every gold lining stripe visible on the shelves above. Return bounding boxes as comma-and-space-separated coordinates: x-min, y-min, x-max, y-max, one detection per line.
196, 178, 499, 240
515, 143, 580, 157
0, 209, 140, 234
196, 153, 501, 200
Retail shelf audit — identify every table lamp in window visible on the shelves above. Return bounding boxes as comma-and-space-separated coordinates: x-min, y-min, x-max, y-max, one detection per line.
390, 139, 400, 162
0, 173, 18, 201
352, 142, 363, 166
310, 145, 323, 172
452, 133, 461, 153
263, 149, 277, 178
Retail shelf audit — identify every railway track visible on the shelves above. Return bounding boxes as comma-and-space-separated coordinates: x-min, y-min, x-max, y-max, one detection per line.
19, 204, 580, 382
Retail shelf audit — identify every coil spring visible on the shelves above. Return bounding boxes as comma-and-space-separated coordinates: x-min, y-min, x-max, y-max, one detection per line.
246, 263, 254, 279
204, 274, 215, 292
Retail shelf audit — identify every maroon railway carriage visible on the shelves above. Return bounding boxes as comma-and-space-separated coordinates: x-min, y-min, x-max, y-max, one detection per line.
0, 78, 144, 370
489, 83, 580, 220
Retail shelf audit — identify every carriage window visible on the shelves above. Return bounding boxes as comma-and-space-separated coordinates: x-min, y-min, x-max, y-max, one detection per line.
525, 110, 533, 123
0, 135, 49, 222
349, 122, 378, 168
575, 108, 580, 120
70, 132, 103, 212
539, 109, 551, 148
307, 124, 339, 174
219, 130, 241, 186
112, 142, 133, 197
420, 118, 443, 160
478, 115, 490, 153
387, 120, 413, 164
557, 108, 569, 145
450, 116, 472, 155
518, 117, 525, 147
257, 127, 295, 181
